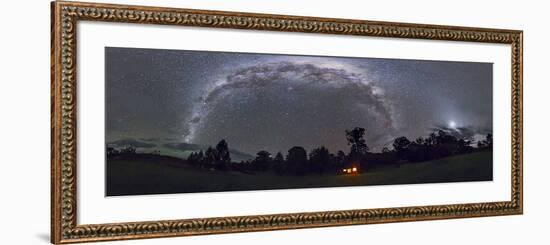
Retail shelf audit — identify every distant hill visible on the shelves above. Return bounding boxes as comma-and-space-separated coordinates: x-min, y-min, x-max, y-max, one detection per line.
107, 138, 255, 161
107, 138, 157, 148
162, 142, 254, 161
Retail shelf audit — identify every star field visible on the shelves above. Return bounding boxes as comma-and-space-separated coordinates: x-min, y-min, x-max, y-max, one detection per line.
106, 47, 493, 155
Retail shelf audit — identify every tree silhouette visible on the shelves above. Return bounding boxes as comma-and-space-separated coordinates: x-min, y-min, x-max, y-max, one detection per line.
407, 139, 427, 162
433, 130, 458, 157
204, 147, 216, 169
435, 130, 455, 144
197, 150, 204, 167
274, 152, 284, 163
427, 132, 437, 147
106, 146, 119, 157
335, 150, 346, 169
273, 152, 286, 175
253, 150, 272, 171
187, 152, 197, 165
392, 136, 411, 160
477, 133, 493, 149
345, 127, 369, 159
187, 150, 205, 168
486, 134, 493, 147
286, 146, 308, 175
215, 139, 231, 170
309, 146, 331, 174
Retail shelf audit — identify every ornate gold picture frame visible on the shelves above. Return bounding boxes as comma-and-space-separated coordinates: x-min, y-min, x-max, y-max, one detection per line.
51, 1, 523, 243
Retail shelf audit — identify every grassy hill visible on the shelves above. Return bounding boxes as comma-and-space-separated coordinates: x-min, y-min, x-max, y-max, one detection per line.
106, 151, 492, 196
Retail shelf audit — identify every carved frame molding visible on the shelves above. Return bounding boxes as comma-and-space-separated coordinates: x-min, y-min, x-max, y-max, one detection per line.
51, 1, 523, 243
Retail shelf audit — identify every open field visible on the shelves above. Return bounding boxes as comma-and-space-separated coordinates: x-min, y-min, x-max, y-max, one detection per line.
106, 151, 492, 196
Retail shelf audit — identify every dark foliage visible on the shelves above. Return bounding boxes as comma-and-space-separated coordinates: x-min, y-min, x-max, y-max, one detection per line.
345, 127, 369, 157
253, 150, 272, 171
477, 133, 493, 149
309, 146, 332, 174
272, 152, 286, 175
108, 127, 491, 176
215, 139, 231, 170
389, 130, 476, 164
286, 146, 309, 175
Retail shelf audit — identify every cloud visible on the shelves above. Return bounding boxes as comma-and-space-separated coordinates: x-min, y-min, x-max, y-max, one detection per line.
138, 137, 160, 142
162, 142, 204, 151
163, 142, 254, 161
107, 138, 157, 148
430, 124, 492, 141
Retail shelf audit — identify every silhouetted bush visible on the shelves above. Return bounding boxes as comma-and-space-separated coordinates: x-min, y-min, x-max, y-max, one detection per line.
175, 127, 492, 175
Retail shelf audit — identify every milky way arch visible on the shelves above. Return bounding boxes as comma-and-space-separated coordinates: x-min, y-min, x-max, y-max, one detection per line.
183, 61, 396, 149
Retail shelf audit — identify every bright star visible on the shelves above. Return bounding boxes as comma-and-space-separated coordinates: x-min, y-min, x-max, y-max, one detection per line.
449, 120, 457, 128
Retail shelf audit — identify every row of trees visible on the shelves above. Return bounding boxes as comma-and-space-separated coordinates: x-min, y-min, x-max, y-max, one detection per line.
108, 127, 493, 176
187, 144, 348, 175
107, 146, 136, 155
187, 140, 232, 170
185, 128, 371, 175
107, 146, 160, 156
187, 127, 493, 175
389, 130, 493, 163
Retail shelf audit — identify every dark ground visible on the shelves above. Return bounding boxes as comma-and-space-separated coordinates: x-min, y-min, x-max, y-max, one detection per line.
106, 151, 492, 196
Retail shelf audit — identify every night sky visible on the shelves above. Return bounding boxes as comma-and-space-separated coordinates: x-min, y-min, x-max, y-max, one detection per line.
105, 47, 492, 156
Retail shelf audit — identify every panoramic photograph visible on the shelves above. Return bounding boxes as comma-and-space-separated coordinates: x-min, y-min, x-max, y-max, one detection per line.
105, 47, 493, 196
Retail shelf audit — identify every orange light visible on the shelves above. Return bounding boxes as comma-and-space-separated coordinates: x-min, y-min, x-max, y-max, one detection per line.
352, 167, 357, 172
342, 169, 347, 173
